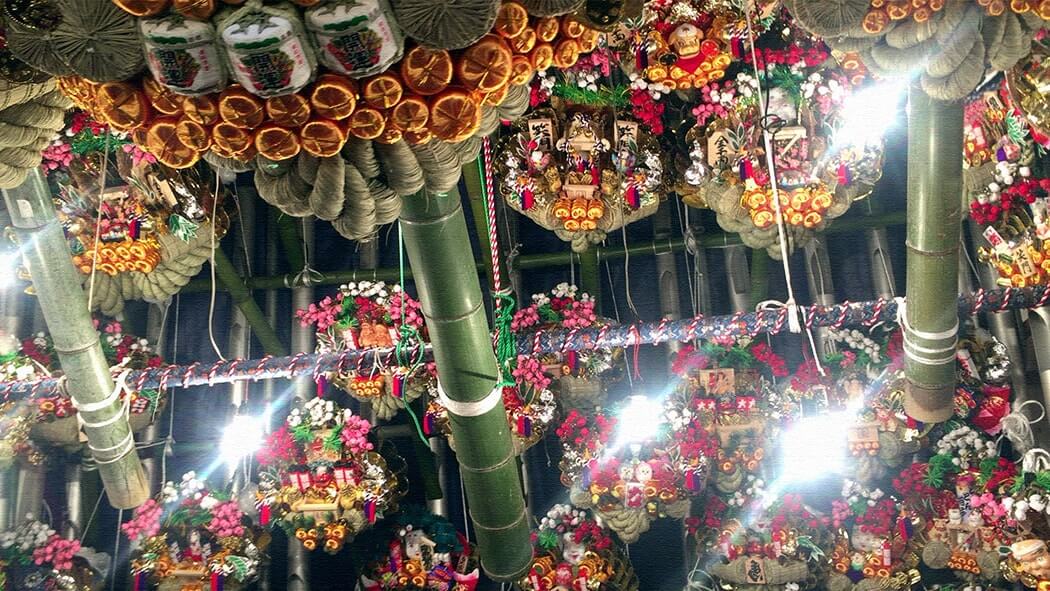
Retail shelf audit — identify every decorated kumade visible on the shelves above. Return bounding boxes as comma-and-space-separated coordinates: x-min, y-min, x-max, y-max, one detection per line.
498, 107, 663, 251
124, 472, 269, 591
696, 493, 831, 590
510, 283, 621, 409
296, 281, 431, 420
0, 518, 106, 591
1007, 38, 1050, 143
557, 394, 707, 543
357, 506, 479, 591
255, 398, 406, 553
518, 504, 638, 591
676, 24, 885, 257
38, 110, 227, 315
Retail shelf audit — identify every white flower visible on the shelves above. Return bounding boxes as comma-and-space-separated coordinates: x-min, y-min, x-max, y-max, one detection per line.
199, 495, 219, 511
161, 482, 179, 503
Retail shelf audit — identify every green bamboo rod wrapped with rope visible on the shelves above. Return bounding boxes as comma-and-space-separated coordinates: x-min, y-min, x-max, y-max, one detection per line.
903, 86, 964, 422
398, 188, 532, 581
2, 169, 148, 509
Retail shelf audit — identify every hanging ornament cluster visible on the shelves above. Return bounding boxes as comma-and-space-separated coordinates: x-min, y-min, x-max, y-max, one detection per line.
510, 283, 621, 409
255, 398, 406, 554
1007, 38, 1050, 143
0, 320, 166, 450
296, 281, 431, 420
357, 506, 480, 591
425, 380, 557, 455
125, 471, 269, 591
784, 0, 1047, 100
0, 518, 106, 591
518, 504, 638, 591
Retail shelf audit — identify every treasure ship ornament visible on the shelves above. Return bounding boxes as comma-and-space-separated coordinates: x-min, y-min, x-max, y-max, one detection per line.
499, 106, 663, 251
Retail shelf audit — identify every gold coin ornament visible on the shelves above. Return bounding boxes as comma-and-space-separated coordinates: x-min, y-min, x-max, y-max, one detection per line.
255, 397, 407, 554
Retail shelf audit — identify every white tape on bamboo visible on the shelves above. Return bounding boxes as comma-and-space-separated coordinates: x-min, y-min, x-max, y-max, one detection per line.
69, 369, 137, 465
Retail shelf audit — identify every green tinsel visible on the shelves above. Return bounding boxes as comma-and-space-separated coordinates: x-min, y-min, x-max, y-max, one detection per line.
924, 454, 958, 489
552, 82, 630, 108
69, 130, 128, 156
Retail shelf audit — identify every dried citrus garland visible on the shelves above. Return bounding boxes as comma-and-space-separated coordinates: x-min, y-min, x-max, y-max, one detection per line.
742, 184, 834, 230
72, 238, 162, 276
862, 0, 1050, 34
60, 2, 599, 168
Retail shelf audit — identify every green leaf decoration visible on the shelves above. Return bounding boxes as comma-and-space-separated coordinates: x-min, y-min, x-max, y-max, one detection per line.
538, 304, 560, 324
225, 555, 251, 581
551, 82, 630, 108
168, 214, 199, 242
322, 428, 343, 452
292, 423, 313, 443
1034, 471, 1050, 492
537, 529, 559, 550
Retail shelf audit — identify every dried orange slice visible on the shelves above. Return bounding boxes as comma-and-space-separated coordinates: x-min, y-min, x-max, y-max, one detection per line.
347, 107, 386, 140
255, 124, 302, 161
509, 55, 534, 86
401, 45, 454, 96
376, 124, 403, 145
535, 17, 560, 42
494, 2, 528, 38
510, 27, 537, 54
219, 86, 265, 129
578, 29, 600, 53
428, 89, 480, 142
457, 36, 513, 93
552, 39, 580, 69
483, 83, 510, 106
143, 77, 181, 116
310, 74, 358, 120
131, 126, 149, 148
173, 0, 215, 19
111, 0, 168, 16
146, 119, 199, 168
404, 128, 433, 145
300, 119, 347, 157
530, 43, 554, 71
211, 122, 255, 157
561, 17, 586, 38
362, 74, 403, 110
266, 94, 312, 128
96, 82, 151, 132
175, 118, 211, 152
181, 94, 219, 126
391, 95, 430, 131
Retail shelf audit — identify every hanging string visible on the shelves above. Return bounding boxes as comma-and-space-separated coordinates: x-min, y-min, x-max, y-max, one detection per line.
86, 134, 112, 312
479, 140, 517, 386
109, 508, 122, 591
292, 218, 323, 287
207, 170, 227, 361
459, 474, 471, 543
395, 222, 429, 446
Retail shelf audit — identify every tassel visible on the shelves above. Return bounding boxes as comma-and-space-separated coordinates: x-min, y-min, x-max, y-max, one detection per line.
316, 375, 327, 398
996, 146, 1007, 162
566, 350, 577, 372
260, 504, 270, 526
625, 184, 639, 209
365, 498, 377, 523
423, 412, 434, 436
392, 373, 404, 399
518, 415, 532, 437
739, 159, 753, 181
731, 37, 745, 59
837, 163, 851, 187
210, 572, 223, 591
522, 188, 534, 210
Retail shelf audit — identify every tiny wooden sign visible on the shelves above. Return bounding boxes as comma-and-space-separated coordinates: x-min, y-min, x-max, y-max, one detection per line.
528, 118, 555, 152
744, 557, 766, 584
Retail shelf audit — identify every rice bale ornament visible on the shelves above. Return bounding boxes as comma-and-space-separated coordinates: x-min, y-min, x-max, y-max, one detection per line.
124, 472, 268, 591
518, 504, 638, 591
296, 281, 430, 420
699, 493, 832, 590
0, 518, 104, 591
677, 25, 885, 259
966, 81, 1050, 289
498, 106, 663, 252
357, 506, 480, 591
783, 0, 1048, 100
556, 396, 707, 543
40, 110, 228, 315
255, 398, 406, 553
510, 283, 622, 409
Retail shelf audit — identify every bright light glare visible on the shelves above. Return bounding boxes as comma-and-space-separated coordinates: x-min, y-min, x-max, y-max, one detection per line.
778, 410, 853, 484
0, 252, 18, 289
220, 414, 265, 467
835, 80, 906, 147
614, 394, 664, 449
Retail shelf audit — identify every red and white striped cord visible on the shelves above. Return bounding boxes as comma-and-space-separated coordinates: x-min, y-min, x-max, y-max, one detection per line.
482, 138, 504, 300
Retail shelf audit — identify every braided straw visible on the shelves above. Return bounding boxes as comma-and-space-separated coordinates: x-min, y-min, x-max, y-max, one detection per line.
518, 0, 583, 16
0, 85, 70, 188
390, 0, 500, 49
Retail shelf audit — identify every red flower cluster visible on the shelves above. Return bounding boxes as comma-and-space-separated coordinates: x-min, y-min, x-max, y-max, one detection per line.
257, 425, 300, 468
555, 410, 616, 453
970, 177, 1050, 225
750, 342, 787, 377
677, 422, 720, 460
21, 338, 54, 369
854, 498, 898, 537
745, 44, 829, 70
892, 463, 941, 500
769, 493, 830, 532
983, 457, 1018, 493
671, 345, 709, 376
572, 519, 611, 551
629, 88, 664, 135
790, 358, 824, 391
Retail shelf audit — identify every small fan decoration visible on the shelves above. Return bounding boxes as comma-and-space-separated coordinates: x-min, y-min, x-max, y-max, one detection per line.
296, 281, 431, 420
0, 518, 104, 591
676, 25, 885, 258
357, 506, 479, 591
124, 472, 268, 591
557, 394, 707, 543
510, 283, 621, 409
37, 110, 227, 316
255, 398, 406, 554
518, 504, 638, 591
0, 320, 166, 449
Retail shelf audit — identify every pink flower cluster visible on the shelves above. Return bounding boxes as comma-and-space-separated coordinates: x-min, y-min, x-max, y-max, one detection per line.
122, 143, 156, 166
340, 414, 375, 456
32, 534, 80, 571
511, 306, 540, 331
207, 501, 246, 538
388, 292, 423, 329
297, 294, 344, 331
512, 355, 551, 391
692, 82, 736, 127
121, 499, 162, 542
40, 142, 73, 171
971, 493, 1009, 523
560, 299, 596, 328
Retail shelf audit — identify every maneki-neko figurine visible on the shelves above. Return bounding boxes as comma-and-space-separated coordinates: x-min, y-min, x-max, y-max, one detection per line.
499, 107, 662, 251
255, 398, 406, 554
518, 504, 638, 591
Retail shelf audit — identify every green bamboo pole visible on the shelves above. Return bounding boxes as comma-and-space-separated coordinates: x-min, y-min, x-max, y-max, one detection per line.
749, 250, 769, 310
211, 249, 288, 356
2, 169, 148, 508
463, 163, 498, 290
903, 86, 963, 422
182, 211, 907, 292
579, 246, 601, 310
398, 189, 531, 581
